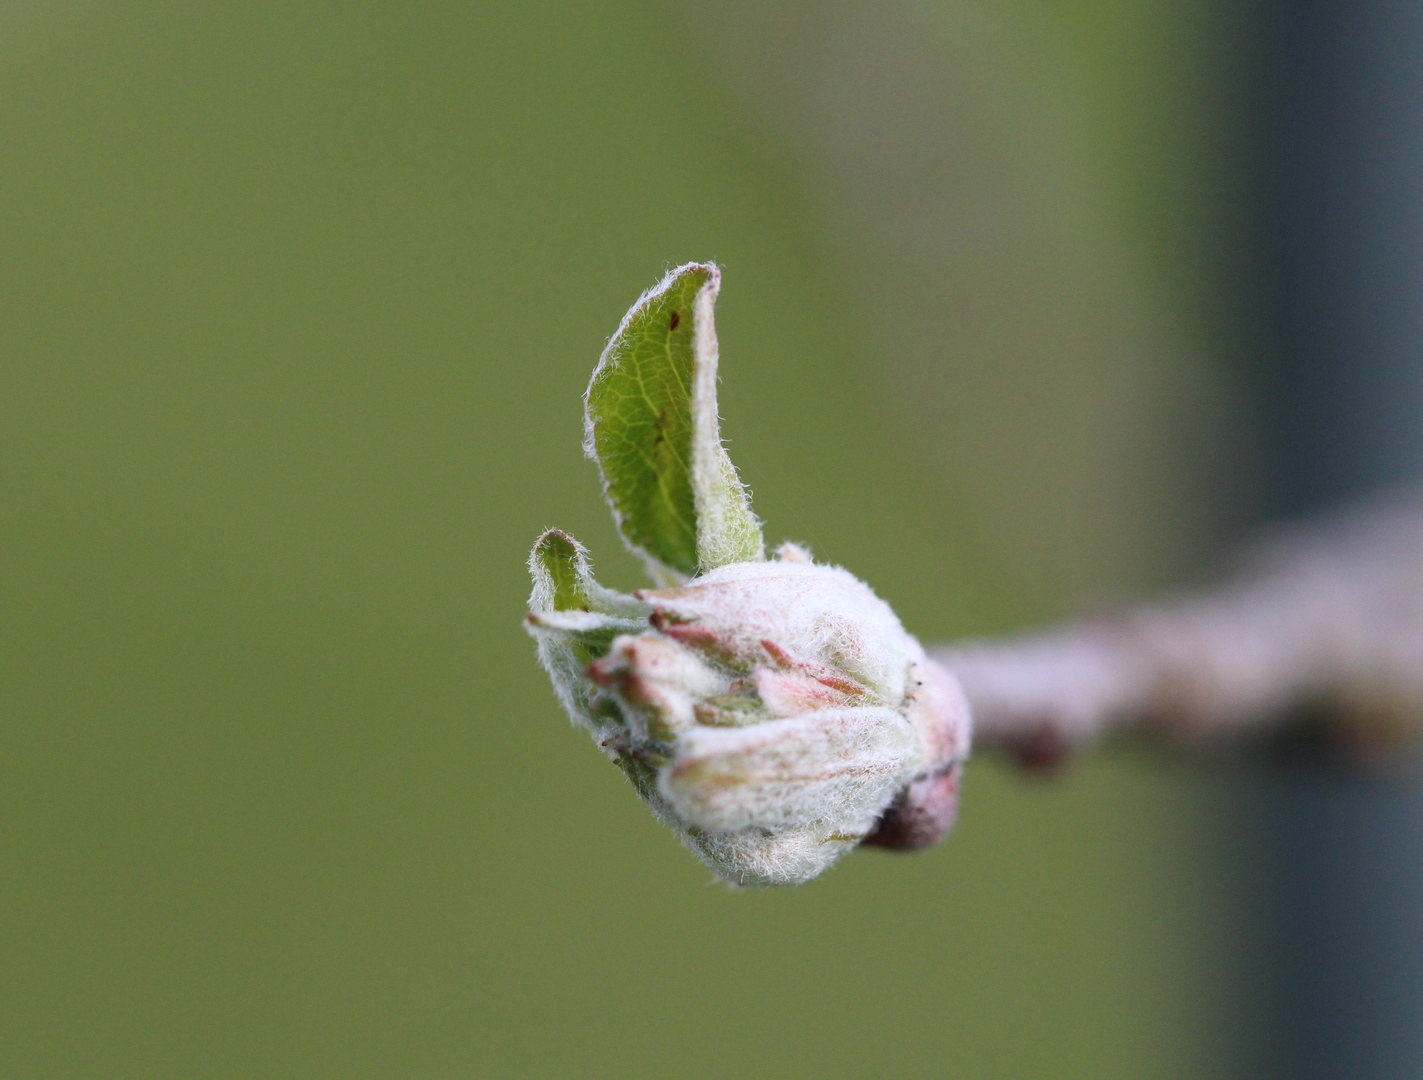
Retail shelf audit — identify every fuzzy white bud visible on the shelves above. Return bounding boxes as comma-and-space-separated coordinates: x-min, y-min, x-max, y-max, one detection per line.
526, 537, 971, 886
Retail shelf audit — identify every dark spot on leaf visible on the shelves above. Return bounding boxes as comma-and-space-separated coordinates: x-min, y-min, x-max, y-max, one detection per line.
668, 310, 680, 331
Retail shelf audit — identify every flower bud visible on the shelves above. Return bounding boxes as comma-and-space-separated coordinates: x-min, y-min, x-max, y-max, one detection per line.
526, 535, 972, 886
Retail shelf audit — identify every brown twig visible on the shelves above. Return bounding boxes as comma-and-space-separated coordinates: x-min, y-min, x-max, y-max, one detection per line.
932, 490, 1423, 768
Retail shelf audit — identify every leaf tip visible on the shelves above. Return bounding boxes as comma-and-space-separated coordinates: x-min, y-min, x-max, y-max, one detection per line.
528, 528, 594, 613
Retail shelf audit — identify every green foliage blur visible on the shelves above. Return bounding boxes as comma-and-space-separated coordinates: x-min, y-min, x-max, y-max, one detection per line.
0, 3, 1251, 1076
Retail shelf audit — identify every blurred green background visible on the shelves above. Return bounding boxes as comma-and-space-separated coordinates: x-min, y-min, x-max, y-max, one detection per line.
0, 2, 1255, 1076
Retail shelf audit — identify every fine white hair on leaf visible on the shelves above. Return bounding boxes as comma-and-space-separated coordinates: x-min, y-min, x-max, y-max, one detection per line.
683, 824, 852, 888
686, 265, 765, 572
662, 706, 920, 833
639, 560, 920, 702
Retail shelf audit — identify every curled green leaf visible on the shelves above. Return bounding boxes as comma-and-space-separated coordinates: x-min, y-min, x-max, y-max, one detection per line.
583, 263, 764, 583
529, 529, 594, 612
525, 529, 647, 733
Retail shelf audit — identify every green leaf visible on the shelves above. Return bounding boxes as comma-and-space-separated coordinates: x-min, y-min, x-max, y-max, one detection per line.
584, 263, 764, 582
527, 528, 651, 619
526, 529, 647, 734
529, 529, 591, 611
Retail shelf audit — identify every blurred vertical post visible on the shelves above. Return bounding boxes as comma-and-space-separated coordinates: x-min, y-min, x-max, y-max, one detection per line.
1253, 2, 1423, 1076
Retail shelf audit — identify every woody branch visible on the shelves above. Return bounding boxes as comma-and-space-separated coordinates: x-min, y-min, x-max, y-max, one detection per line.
932, 490, 1423, 767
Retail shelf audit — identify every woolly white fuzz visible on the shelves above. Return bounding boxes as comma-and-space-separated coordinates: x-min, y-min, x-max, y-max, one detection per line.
526, 539, 972, 886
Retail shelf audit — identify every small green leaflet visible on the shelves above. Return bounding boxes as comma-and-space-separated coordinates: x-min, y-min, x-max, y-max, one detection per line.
529, 529, 592, 612
525, 528, 647, 733
583, 263, 764, 582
